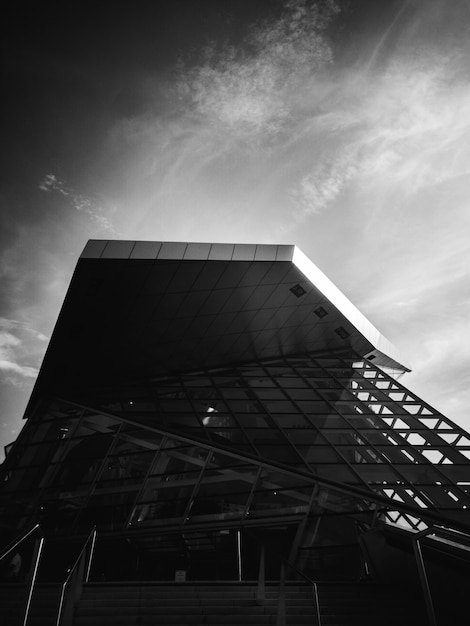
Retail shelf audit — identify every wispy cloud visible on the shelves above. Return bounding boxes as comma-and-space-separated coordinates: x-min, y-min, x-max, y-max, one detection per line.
0, 317, 49, 342
290, 149, 359, 215
51, 0, 469, 430
39, 173, 117, 234
112, 0, 470, 225
0, 318, 48, 386
278, 40, 470, 216
0, 0, 468, 458
177, 0, 338, 138
101, 1, 344, 240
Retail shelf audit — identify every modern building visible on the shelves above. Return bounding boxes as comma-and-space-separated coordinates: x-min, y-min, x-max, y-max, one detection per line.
1, 240, 469, 625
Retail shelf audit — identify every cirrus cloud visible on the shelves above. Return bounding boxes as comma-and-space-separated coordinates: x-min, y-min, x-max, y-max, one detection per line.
39, 173, 118, 234
0, 318, 48, 386
177, 0, 339, 137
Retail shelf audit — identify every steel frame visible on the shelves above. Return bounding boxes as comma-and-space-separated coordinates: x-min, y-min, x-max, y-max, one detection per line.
1, 351, 469, 538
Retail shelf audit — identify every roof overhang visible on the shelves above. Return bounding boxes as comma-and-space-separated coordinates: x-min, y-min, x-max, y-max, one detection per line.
26, 240, 410, 415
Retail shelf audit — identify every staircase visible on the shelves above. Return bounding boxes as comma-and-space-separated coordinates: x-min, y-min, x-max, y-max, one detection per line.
74, 583, 280, 626
0, 583, 25, 626
0, 580, 427, 625
0, 583, 61, 626
316, 583, 424, 625
71, 581, 425, 626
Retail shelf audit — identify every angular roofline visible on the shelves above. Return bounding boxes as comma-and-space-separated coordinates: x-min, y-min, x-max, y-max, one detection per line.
291, 246, 410, 373
80, 239, 411, 373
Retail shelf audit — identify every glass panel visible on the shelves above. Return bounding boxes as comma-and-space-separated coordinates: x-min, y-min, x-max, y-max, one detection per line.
274, 377, 307, 388
297, 401, 333, 414
268, 413, 312, 429
218, 388, 250, 399
285, 388, 321, 400
254, 389, 286, 400
265, 401, 297, 413
245, 377, 276, 388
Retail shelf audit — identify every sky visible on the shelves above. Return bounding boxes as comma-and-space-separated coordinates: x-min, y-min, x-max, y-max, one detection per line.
1, 0, 469, 459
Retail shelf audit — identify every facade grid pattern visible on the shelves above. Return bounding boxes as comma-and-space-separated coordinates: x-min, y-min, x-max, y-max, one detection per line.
2, 351, 469, 539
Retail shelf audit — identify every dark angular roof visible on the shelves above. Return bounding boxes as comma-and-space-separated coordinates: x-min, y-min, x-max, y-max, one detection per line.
25, 240, 409, 416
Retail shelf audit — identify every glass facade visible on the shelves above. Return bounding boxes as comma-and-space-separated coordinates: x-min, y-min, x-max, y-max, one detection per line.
2, 351, 469, 556
2, 243, 469, 589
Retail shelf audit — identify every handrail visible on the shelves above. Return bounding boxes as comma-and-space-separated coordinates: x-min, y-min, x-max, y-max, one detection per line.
282, 557, 322, 626
312, 582, 321, 626
412, 525, 470, 626
247, 529, 322, 626
56, 526, 97, 626
0, 523, 41, 563
84, 528, 97, 583
0, 523, 44, 626
277, 554, 322, 626
417, 526, 470, 549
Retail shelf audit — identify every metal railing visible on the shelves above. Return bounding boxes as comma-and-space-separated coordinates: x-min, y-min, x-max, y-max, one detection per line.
56, 526, 97, 626
253, 536, 322, 626
0, 523, 44, 626
412, 525, 470, 626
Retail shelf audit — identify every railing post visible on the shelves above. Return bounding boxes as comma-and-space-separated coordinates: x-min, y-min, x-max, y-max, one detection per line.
56, 527, 96, 626
61, 568, 77, 626
256, 544, 265, 604
62, 552, 86, 626
412, 538, 437, 626
276, 561, 286, 626
313, 582, 322, 626
74, 550, 86, 603
85, 528, 96, 583
236, 530, 242, 582
357, 531, 379, 581
22, 536, 44, 626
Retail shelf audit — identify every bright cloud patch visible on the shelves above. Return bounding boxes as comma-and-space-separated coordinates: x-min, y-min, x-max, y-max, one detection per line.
39, 173, 117, 234
83, 0, 469, 429
0, 319, 48, 386
292, 151, 359, 215
167, 0, 470, 221
178, 0, 338, 136
284, 45, 470, 214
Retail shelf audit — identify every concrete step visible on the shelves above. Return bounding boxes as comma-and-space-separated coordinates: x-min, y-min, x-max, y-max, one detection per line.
76, 605, 271, 615
74, 617, 275, 626
69, 582, 425, 626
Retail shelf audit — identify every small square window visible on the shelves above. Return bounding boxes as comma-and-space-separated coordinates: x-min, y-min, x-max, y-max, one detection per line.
290, 284, 306, 298
314, 306, 328, 318
335, 326, 350, 339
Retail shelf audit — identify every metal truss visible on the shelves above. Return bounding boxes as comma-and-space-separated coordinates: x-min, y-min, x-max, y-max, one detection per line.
1, 351, 469, 538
